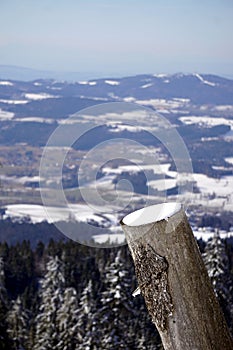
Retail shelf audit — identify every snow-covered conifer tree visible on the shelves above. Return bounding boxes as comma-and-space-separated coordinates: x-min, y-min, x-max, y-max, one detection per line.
203, 232, 228, 285
33, 255, 65, 350
202, 231, 233, 331
56, 287, 79, 350
7, 295, 30, 350
76, 280, 99, 349
96, 251, 136, 349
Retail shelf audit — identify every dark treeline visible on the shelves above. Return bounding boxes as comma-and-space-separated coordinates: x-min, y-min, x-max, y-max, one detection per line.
0, 235, 232, 349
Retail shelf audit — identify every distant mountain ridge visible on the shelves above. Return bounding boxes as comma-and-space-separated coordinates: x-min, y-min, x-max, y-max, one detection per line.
0, 71, 233, 105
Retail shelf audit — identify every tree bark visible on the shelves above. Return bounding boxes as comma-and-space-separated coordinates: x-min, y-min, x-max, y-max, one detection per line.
120, 204, 233, 350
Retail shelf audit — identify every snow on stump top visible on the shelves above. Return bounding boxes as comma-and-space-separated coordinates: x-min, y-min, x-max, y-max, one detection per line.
122, 202, 181, 226
121, 202, 233, 350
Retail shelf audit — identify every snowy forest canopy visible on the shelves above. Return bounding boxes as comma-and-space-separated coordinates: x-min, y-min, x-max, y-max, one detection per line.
0, 235, 232, 350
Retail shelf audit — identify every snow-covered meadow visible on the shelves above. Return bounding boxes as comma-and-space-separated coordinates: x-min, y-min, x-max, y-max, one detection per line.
179, 116, 233, 130
3, 201, 233, 243
3, 203, 117, 227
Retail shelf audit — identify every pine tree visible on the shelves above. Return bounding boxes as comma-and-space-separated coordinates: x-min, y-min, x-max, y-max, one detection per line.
202, 232, 233, 332
7, 295, 30, 350
56, 287, 79, 350
33, 255, 65, 350
96, 250, 136, 349
76, 280, 99, 349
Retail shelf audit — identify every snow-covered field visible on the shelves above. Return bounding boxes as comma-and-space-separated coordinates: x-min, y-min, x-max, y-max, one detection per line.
103, 163, 171, 176
0, 80, 13, 86
102, 160, 233, 210
225, 157, 233, 165
136, 98, 190, 112
104, 80, 120, 86
24, 93, 59, 100
0, 109, 15, 120
148, 178, 177, 191
3, 203, 233, 243
194, 73, 217, 87
179, 116, 233, 130
193, 228, 232, 241
3, 203, 117, 227
0, 99, 28, 104
78, 81, 97, 86
14, 117, 55, 124
92, 233, 125, 244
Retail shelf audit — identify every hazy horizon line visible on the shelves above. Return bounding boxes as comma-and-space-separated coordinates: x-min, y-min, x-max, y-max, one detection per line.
0, 64, 232, 82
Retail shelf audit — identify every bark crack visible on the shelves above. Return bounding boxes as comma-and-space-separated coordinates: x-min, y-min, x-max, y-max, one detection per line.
133, 243, 173, 331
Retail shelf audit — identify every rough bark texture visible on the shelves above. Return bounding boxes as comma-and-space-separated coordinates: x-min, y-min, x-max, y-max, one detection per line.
121, 207, 233, 350
133, 243, 173, 331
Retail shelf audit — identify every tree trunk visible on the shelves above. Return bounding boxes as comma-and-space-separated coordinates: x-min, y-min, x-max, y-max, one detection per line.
120, 203, 233, 350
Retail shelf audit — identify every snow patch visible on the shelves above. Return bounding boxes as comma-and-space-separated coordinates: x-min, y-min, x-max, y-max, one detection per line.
225, 157, 233, 165
92, 233, 125, 244
78, 81, 89, 85
78, 81, 97, 86
0, 99, 28, 104
193, 228, 232, 242
147, 179, 177, 191
179, 116, 233, 130
184, 173, 233, 211
105, 80, 120, 86
15, 117, 55, 124
173, 98, 190, 103
103, 163, 172, 177
123, 97, 136, 102
122, 202, 182, 226
194, 73, 217, 87
0, 109, 15, 120
136, 98, 188, 110
16, 176, 41, 184
141, 83, 153, 89
25, 93, 59, 100
153, 74, 168, 78
0, 81, 13, 86
3, 203, 119, 227
108, 123, 143, 133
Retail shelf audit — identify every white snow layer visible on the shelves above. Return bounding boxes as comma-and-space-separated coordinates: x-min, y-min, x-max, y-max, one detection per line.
25, 93, 58, 100
123, 202, 182, 226
193, 228, 231, 242
147, 179, 177, 191
225, 157, 233, 165
78, 81, 97, 86
4, 203, 111, 225
0, 99, 28, 104
0, 109, 15, 120
92, 233, 125, 244
104, 80, 120, 86
194, 73, 216, 87
0, 81, 13, 86
141, 83, 153, 89
179, 116, 233, 130
153, 74, 168, 78
15, 117, 55, 124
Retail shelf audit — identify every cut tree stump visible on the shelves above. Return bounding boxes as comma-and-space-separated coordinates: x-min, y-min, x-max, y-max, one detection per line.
120, 203, 233, 350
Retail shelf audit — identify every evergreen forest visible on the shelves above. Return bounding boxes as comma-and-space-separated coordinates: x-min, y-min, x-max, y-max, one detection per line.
0, 233, 232, 349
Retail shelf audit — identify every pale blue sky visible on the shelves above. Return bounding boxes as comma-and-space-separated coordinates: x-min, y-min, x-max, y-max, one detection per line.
0, 0, 233, 76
